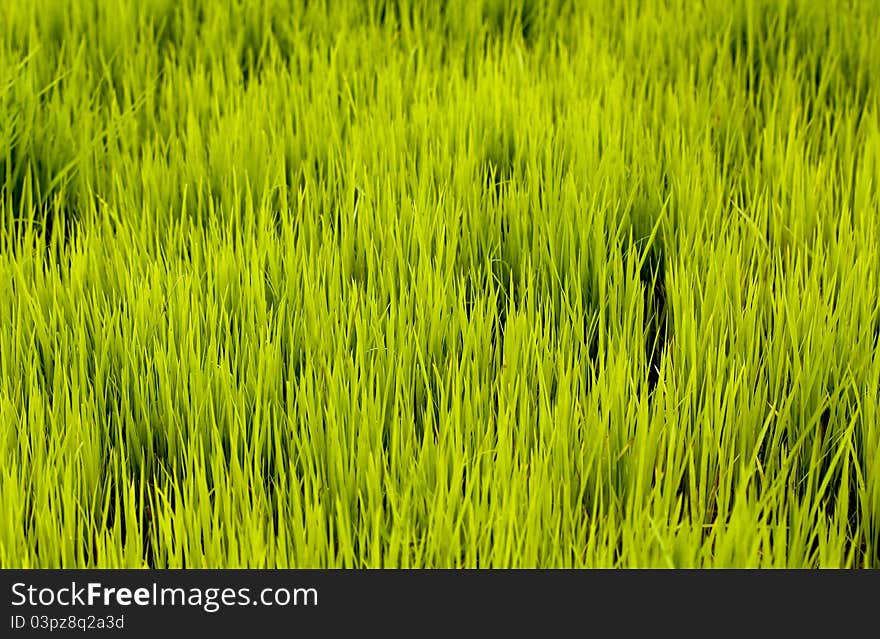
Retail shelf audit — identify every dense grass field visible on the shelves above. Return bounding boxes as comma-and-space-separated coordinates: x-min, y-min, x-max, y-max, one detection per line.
1, 0, 879, 568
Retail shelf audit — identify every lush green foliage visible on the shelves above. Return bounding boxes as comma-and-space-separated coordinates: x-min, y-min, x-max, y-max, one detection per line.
1, 0, 878, 567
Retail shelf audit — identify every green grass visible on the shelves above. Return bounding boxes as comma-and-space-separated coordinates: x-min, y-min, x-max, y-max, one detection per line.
1, 0, 878, 568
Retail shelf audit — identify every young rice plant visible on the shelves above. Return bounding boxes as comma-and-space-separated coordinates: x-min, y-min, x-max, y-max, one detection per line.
1, 0, 878, 568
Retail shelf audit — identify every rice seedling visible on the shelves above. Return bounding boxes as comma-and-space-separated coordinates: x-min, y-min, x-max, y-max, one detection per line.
1, 0, 878, 568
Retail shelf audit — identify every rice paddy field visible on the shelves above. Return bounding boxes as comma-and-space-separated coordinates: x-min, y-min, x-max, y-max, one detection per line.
1, 0, 879, 568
